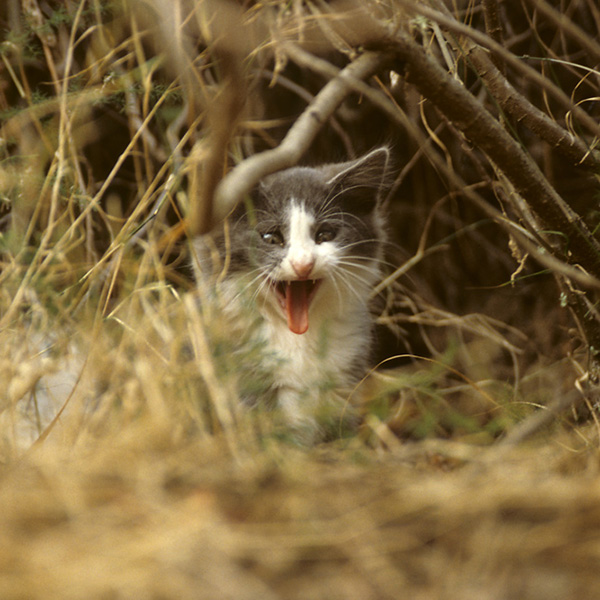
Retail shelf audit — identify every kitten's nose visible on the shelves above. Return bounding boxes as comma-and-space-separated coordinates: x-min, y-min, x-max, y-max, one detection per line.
291, 258, 315, 279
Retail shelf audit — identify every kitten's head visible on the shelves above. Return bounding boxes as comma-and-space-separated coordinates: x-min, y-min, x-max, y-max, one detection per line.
201, 147, 390, 335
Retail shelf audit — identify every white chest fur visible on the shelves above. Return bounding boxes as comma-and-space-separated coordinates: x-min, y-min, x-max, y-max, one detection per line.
257, 280, 373, 431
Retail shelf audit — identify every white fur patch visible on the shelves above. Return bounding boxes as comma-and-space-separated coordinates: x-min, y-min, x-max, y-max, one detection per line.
281, 202, 315, 279
287, 202, 314, 251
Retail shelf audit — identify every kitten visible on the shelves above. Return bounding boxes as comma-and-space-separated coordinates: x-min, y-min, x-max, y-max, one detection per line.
193, 147, 390, 439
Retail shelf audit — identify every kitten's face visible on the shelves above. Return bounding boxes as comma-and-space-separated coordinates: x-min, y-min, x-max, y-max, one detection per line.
223, 148, 389, 334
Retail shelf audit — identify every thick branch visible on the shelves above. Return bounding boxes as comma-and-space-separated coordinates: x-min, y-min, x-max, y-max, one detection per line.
186, 0, 252, 236
482, 0, 504, 45
212, 49, 388, 224
190, 59, 246, 236
392, 28, 600, 279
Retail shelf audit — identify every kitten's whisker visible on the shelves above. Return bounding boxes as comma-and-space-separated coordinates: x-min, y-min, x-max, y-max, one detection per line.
225, 268, 268, 306
333, 264, 381, 299
335, 256, 385, 276
334, 271, 377, 291
335, 243, 394, 268
249, 271, 274, 307
327, 270, 347, 310
320, 182, 379, 214
338, 261, 379, 275
337, 238, 384, 253
329, 270, 367, 307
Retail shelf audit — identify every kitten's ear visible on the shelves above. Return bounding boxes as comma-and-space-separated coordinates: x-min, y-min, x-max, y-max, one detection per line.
327, 147, 390, 186
325, 147, 391, 212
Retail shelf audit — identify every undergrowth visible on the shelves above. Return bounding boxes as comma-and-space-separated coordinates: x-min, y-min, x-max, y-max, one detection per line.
0, 0, 596, 453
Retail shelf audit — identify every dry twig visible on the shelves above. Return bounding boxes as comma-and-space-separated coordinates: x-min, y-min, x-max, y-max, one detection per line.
212, 47, 389, 224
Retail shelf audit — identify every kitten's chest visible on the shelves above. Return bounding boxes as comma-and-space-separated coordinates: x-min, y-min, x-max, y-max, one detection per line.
260, 304, 371, 391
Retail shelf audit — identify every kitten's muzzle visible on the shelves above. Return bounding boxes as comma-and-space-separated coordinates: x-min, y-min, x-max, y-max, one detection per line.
290, 257, 315, 280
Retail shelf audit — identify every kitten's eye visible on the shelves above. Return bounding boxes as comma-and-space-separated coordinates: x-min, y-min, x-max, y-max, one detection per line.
315, 226, 336, 244
262, 230, 284, 246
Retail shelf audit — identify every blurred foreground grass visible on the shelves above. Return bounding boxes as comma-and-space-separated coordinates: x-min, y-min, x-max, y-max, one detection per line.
2, 379, 600, 599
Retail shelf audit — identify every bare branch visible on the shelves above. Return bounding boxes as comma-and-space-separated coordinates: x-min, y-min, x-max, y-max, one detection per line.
482, 0, 504, 45
189, 56, 246, 236
398, 0, 600, 142
391, 26, 600, 280
212, 48, 388, 225
185, 0, 254, 236
482, 0, 506, 73
467, 45, 600, 169
524, 0, 600, 63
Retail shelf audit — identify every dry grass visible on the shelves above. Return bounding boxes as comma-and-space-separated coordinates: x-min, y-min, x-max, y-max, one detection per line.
2, 0, 600, 598
2, 416, 600, 599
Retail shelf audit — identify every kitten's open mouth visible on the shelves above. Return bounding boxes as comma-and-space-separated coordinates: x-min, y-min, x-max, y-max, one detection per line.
272, 279, 323, 335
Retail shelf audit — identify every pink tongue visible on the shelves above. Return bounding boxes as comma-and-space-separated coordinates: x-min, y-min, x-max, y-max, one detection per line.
285, 281, 310, 335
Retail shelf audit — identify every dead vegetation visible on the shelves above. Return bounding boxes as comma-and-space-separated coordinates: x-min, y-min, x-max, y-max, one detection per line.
1, 0, 600, 597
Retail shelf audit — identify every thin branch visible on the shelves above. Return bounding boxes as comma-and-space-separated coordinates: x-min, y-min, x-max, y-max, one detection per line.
212, 48, 388, 224
524, 0, 600, 63
258, 70, 356, 157
498, 389, 583, 446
